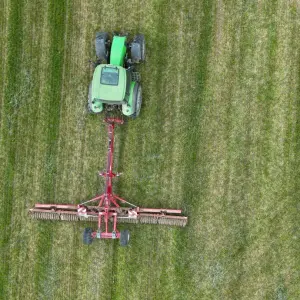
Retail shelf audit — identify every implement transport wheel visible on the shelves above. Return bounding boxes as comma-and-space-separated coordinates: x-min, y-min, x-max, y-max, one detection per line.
129, 84, 142, 118
83, 228, 94, 245
95, 32, 109, 61
120, 229, 130, 246
131, 34, 145, 63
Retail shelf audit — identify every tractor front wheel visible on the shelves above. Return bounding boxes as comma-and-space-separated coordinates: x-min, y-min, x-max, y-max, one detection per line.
120, 229, 130, 246
95, 32, 109, 61
83, 228, 94, 245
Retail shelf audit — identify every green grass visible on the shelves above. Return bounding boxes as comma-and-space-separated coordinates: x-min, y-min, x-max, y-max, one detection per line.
0, 0, 300, 299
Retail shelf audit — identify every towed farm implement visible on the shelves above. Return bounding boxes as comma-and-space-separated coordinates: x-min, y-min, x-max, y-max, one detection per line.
29, 32, 187, 246
29, 118, 187, 245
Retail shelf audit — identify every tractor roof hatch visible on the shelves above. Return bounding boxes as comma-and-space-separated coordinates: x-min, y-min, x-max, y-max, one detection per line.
100, 66, 119, 86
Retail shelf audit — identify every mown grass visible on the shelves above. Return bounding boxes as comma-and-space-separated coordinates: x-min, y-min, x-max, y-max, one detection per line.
0, 0, 300, 299
0, 0, 24, 296
32, 1, 68, 298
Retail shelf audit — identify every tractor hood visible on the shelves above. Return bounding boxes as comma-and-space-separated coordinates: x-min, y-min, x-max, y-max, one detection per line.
92, 65, 127, 103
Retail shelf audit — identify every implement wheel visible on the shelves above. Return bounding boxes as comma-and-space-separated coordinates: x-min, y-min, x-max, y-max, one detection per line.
83, 228, 94, 245
120, 230, 130, 247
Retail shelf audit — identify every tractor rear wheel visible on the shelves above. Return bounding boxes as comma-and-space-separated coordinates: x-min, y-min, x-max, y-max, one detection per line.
95, 32, 109, 61
129, 84, 142, 118
87, 82, 93, 113
83, 228, 94, 245
120, 229, 130, 246
131, 34, 145, 63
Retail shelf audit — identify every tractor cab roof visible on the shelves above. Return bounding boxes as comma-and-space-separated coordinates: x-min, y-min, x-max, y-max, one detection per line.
92, 64, 127, 103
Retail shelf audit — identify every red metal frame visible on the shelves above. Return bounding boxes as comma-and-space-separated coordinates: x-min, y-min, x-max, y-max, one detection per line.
78, 117, 125, 239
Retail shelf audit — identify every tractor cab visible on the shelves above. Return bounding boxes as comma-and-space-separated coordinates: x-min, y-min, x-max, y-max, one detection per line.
91, 65, 127, 109
88, 33, 145, 118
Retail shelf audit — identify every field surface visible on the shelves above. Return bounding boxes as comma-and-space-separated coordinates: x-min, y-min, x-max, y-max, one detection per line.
1, 0, 300, 299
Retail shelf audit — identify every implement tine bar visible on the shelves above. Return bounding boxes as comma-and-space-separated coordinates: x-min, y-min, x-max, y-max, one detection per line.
29, 205, 187, 227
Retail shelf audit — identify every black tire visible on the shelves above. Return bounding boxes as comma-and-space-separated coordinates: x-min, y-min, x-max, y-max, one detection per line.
120, 229, 130, 246
83, 228, 94, 245
95, 32, 109, 61
87, 82, 94, 113
131, 34, 145, 63
129, 84, 142, 118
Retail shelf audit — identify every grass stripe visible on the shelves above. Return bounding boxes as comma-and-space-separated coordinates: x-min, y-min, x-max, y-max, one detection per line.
6, 0, 48, 297
173, 0, 215, 297
32, 1, 67, 298
0, 0, 24, 297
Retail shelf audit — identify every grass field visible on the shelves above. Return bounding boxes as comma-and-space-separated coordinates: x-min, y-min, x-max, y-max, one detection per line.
1, 0, 300, 299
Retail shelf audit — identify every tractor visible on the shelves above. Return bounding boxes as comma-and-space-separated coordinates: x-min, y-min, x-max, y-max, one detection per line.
88, 32, 145, 118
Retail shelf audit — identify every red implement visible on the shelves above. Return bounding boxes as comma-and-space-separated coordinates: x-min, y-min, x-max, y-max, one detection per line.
29, 118, 187, 245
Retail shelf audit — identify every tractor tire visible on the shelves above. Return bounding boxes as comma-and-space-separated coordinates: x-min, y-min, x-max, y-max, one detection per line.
131, 34, 145, 63
83, 228, 94, 245
87, 82, 93, 113
129, 84, 142, 118
120, 229, 130, 246
95, 32, 109, 61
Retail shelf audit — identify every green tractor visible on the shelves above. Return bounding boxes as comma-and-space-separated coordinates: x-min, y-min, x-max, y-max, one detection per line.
88, 32, 145, 118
